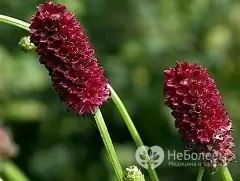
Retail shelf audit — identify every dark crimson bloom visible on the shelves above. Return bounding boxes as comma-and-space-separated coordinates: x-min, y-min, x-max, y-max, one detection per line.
29, 1, 109, 115
163, 61, 235, 167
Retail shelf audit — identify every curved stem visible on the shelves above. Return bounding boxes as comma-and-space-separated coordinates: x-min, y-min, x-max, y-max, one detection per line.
108, 85, 143, 146
196, 167, 204, 181
108, 84, 159, 181
0, 15, 30, 31
94, 108, 123, 181
219, 167, 233, 181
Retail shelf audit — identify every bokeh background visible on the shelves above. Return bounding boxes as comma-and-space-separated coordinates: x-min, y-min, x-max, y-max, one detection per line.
0, 0, 240, 180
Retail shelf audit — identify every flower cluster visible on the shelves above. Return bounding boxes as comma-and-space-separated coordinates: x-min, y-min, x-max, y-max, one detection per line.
30, 1, 109, 115
163, 61, 235, 167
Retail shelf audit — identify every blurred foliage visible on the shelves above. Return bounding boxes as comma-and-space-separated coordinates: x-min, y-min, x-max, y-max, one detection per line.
1, 0, 240, 181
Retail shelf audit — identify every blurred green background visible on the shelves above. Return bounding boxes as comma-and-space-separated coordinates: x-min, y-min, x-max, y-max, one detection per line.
0, 0, 240, 180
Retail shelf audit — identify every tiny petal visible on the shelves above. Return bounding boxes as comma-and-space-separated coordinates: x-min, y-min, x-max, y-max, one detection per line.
163, 61, 235, 167
30, 1, 110, 115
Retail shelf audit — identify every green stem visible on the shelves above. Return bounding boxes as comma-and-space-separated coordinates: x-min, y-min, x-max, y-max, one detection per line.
108, 85, 143, 146
0, 15, 30, 31
94, 108, 123, 181
219, 167, 233, 181
1, 160, 29, 181
108, 84, 159, 181
196, 167, 204, 181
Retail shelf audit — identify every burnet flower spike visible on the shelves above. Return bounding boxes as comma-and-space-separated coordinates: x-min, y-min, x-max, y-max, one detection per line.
163, 61, 235, 180
29, 1, 110, 115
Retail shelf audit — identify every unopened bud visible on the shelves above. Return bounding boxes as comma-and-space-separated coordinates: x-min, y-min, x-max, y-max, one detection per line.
124, 165, 145, 181
19, 36, 35, 51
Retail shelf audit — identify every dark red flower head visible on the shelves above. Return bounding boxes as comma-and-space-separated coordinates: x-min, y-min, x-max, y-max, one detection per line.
163, 61, 235, 167
29, 1, 110, 115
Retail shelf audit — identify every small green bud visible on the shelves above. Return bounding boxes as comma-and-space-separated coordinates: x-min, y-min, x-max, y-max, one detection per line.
19, 36, 35, 51
124, 165, 145, 181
